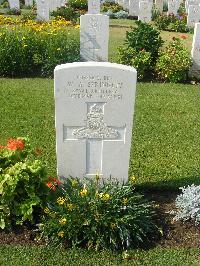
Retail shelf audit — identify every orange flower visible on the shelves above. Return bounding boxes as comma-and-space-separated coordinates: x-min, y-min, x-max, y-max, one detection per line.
48, 176, 62, 185
181, 35, 187, 40
0, 145, 5, 149
46, 181, 56, 191
6, 138, 24, 150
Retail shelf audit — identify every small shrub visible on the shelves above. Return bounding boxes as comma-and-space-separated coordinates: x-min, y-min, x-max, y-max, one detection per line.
170, 14, 188, 33
152, 5, 161, 21
155, 14, 171, 30
101, 2, 123, 13
68, 0, 87, 10
51, 6, 80, 22
114, 10, 128, 19
125, 21, 164, 66
41, 176, 159, 250
173, 184, 200, 225
155, 38, 191, 83
104, 10, 115, 18
21, 10, 36, 22
0, 16, 80, 77
6, 7, 21, 15
118, 47, 151, 80
0, 138, 48, 229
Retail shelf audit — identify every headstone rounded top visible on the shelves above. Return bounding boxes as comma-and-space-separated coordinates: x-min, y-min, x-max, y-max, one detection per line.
54, 62, 137, 74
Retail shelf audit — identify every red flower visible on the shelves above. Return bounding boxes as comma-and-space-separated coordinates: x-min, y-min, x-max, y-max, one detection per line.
181, 35, 187, 40
0, 145, 5, 149
6, 138, 25, 150
46, 181, 56, 191
48, 176, 62, 185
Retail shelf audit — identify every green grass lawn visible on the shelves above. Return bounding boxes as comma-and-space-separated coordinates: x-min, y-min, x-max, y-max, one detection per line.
1, 79, 200, 190
0, 246, 200, 266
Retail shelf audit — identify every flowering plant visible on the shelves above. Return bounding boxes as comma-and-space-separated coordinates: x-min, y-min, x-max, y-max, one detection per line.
0, 137, 48, 229
41, 176, 159, 250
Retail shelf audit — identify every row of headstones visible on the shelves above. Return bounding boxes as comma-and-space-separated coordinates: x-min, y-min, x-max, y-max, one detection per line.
8, 0, 67, 21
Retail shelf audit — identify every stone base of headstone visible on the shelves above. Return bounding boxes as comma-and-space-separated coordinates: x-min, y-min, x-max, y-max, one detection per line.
189, 67, 200, 79
80, 14, 109, 62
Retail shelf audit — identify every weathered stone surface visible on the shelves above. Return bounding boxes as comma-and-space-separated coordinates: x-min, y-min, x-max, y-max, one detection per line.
54, 62, 137, 182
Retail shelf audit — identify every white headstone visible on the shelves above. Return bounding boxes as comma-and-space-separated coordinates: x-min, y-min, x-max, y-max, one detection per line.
36, 0, 49, 21
80, 14, 109, 61
138, 0, 152, 23
54, 62, 137, 182
190, 23, 200, 78
123, 0, 130, 10
129, 0, 139, 16
25, 0, 33, 6
167, 0, 179, 15
185, 0, 200, 12
88, 0, 100, 14
8, 0, 20, 10
155, 0, 163, 12
187, 5, 200, 28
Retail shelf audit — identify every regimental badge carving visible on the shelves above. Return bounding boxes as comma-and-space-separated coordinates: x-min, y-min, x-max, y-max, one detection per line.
72, 104, 119, 139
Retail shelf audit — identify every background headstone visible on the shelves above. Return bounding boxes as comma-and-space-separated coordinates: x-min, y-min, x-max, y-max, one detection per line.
25, 0, 33, 6
155, 0, 163, 12
138, 0, 152, 23
88, 0, 100, 14
167, 0, 179, 15
80, 0, 109, 61
36, 0, 50, 21
129, 0, 139, 16
190, 23, 200, 78
187, 4, 200, 28
8, 0, 20, 10
54, 62, 137, 182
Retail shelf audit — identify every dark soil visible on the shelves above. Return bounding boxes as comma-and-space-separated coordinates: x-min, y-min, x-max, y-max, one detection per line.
0, 192, 200, 248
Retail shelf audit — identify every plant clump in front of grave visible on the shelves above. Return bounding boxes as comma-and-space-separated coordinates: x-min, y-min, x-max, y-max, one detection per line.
118, 21, 163, 80
0, 16, 80, 77
155, 37, 191, 83
41, 176, 160, 250
173, 184, 200, 225
155, 13, 189, 33
0, 137, 48, 229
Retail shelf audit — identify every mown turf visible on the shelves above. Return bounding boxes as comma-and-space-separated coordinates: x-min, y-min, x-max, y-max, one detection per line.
0, 246, 199, 266
1, 79, 200, 190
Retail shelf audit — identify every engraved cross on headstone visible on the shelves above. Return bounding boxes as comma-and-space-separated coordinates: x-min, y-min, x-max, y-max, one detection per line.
63, 102, 126, 176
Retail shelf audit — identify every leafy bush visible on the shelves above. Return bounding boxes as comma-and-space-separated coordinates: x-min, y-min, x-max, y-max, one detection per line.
173, 184, 200, 225
6, 8, 21, 15
114, 10, 128, 19
68, 0, 87, 10
0, 138, 48, 229
21, 10, 36, 22
155, 14, 172, 30
155, 13, 189, 33
51, 6, 80, 22
155, 38, 191, 83
41, 176, 159, 250
170, 14, 188, 33
101, 2, 123, 13
0, 16, 80, 77
118, 47, 151, 80
125, 21, 163, 67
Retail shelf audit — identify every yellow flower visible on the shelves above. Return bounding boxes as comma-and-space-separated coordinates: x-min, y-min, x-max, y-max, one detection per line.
129, 176, 136, 183
56, 47, 61, 51
59, 218, 67, 225
67, 203, 74, 211
122, 198, 128, 205
110, 222, 116, 229
102, 193, 110, 201
44, 207, 50, 214
56, 197, 65, 205
80, 188, 88, 197
22, 44, 28, 48
71, 179, 78, 187
75, 25, 80, 29
57, 231, 64, 237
